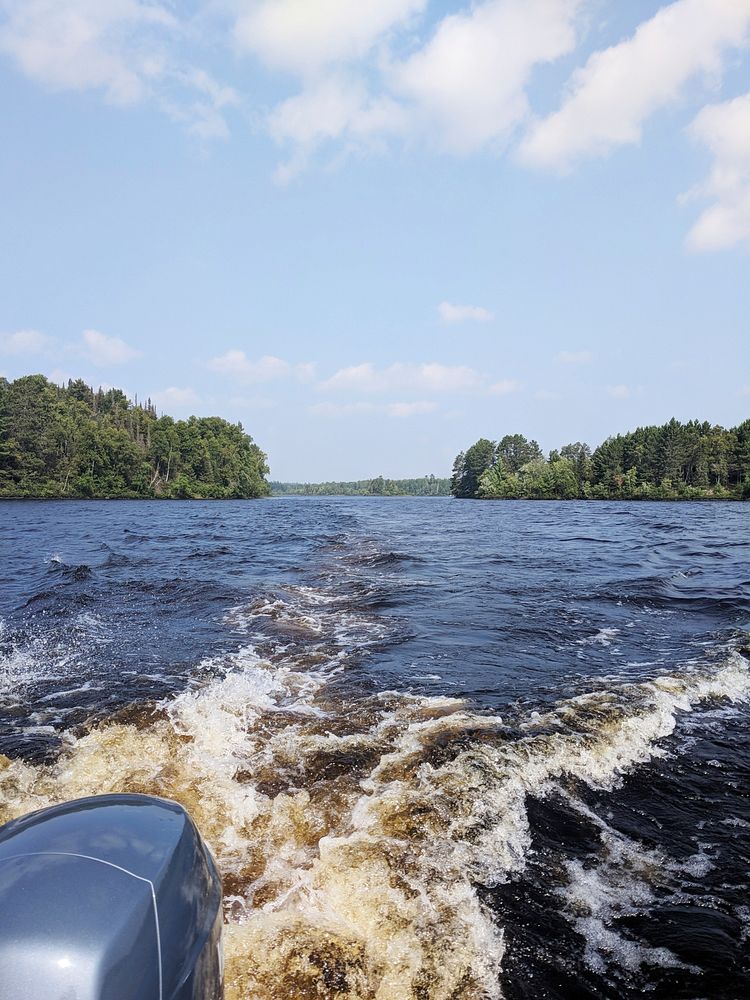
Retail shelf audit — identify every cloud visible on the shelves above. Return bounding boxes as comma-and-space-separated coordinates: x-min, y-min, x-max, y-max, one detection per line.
0, 329, 53, 355
318, 361, 483, 394
519, 0, 750, 171
0, 0, 174, 104
208, 351, 313, 383
438, 301, 493, 324
489, 379, 522, 395
81, 329, 142, 366
269, 75, 407, 181
234, 0, 427, 76
310, 399, 437, 418
47, 368, 73, 386
152, 386, 200, 409
0, 0, 236, 137
161, 68, 240, 141
557, 349, 592, 363
265, 0, 582, 174
684, 91, 750, 251
386, 400, 437, 417
391, 0, 581, 154
607, 384, 631, 399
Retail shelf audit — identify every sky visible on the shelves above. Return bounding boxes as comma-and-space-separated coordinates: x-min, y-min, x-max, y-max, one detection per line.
0, 0, 749, 481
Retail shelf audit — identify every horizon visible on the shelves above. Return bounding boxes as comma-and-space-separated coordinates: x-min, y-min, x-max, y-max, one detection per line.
1, 1, 749, 480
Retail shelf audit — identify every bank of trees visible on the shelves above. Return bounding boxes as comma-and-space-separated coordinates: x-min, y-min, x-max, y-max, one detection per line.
451, 420, 750, 500
0, 375, 270, 499
272, 475, 450, 496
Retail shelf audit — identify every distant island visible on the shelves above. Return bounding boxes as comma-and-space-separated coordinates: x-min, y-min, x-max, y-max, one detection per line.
0, 375, 270, 499
452, 420, 750, 501
271, 476, 450, 497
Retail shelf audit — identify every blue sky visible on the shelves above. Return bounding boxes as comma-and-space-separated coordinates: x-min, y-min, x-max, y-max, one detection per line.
0, 0, 748, 481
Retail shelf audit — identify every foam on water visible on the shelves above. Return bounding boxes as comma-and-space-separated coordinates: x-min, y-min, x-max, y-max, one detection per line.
550, 793, 708, 976
0, 573, 747, 1000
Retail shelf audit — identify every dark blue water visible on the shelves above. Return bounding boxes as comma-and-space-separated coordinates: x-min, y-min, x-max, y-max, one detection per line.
1, 498, 749, 999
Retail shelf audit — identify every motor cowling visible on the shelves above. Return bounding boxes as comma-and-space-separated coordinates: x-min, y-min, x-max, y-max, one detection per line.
0, 793, 223, 1000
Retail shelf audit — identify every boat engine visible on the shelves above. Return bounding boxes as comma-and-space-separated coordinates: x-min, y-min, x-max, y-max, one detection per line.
0, 793, 223, 999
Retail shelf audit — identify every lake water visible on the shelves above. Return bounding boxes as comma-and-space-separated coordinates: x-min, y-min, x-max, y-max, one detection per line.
1, 497, 748, 999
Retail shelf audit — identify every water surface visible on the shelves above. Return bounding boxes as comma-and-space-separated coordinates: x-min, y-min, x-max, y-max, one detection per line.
1, 498, 748, 998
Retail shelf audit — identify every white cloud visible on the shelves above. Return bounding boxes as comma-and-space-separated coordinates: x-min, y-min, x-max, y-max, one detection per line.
152, 386, 200, 409
295, 362, 317, 383
234, 0, 427, 76
208, 350, 313, 383
0, 1, 236, 137
557, 349, 592, 363
684, 92, 750, 251
269, 75, 407, 182
47, 368, 73, 386
386, 400, 437, 417
162, 68, 240, 141
310, 401, 375, 417
310, 399, 437, 418
209, 351, 287, 380
392, 0, 581, 153
520, 0, 750, 171
438, 301, 493, 324
318, 361, 483, 394
81, 328, 142, 366
607, 384, 631, 399
0, 329, 53, 355
265, 0, 582, 174
0, 0, 174, 105
489, 379, 522, 395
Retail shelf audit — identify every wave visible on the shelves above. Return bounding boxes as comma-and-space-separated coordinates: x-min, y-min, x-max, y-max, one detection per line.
48, 560, 93, 581
0, 596, 747, 1000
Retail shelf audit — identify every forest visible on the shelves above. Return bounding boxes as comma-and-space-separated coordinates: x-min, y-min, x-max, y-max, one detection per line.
451, 420, 750, 500
0, 375, 270, 499
271, 476, 450, 496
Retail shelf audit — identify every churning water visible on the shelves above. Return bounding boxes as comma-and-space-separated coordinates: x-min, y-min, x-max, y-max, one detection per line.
0, 497, 748, 999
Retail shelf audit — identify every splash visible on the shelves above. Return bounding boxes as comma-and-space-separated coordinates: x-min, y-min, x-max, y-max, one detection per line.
0, 584, 748, 999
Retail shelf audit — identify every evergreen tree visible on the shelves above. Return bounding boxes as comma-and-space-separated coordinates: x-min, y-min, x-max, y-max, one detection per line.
451, 439, 495, 498
452, 419, 749, 501
0, 375, 270, 499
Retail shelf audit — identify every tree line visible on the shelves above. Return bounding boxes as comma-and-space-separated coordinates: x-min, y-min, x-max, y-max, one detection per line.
451, 420, 750, 500
271, 475, 450, 496
0, 375, 270, 499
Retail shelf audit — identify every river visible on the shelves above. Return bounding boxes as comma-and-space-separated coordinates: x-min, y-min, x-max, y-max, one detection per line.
1, 497, 748, 999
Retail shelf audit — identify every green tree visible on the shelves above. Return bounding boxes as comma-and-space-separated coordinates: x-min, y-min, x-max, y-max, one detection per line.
455, 418, 749, 502
495, 434, 543, 473
451, 439, 496, 498
0, 375, 270, 499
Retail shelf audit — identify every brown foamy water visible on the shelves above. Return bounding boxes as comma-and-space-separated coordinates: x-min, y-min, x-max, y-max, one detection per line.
1, 615, 747, 999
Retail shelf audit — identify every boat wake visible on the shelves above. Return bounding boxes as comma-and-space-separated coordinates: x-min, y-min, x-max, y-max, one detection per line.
1, 579, 748, 999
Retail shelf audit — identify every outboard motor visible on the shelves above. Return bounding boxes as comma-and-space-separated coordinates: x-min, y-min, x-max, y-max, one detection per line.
0, 793, 223, 999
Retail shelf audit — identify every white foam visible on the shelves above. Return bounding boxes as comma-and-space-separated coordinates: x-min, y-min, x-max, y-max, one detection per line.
0, 632, 747, 999
0, 647, 39, 704
579, 627, 621, 647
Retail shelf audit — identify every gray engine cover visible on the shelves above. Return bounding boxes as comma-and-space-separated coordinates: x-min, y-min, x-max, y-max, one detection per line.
0, 793, 223, 999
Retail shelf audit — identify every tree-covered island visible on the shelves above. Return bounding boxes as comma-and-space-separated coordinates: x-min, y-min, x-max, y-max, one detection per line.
0, 375, 270, 499
452, 421, 750, 500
